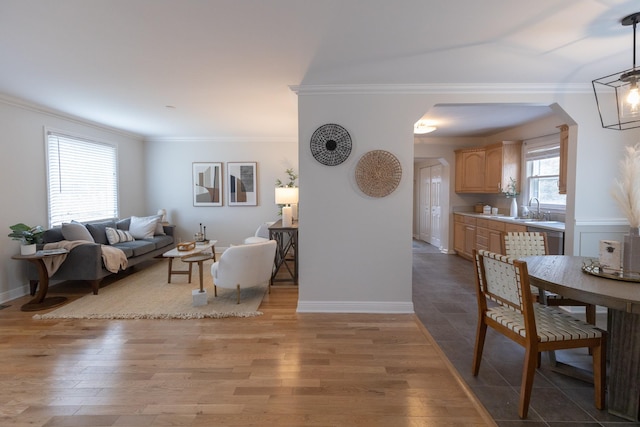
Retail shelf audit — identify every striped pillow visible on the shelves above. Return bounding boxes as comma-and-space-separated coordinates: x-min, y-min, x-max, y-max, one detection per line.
105, 227, 134, 245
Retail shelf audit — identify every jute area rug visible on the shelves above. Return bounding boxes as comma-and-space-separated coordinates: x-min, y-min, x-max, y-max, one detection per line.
34, 258, 267, 320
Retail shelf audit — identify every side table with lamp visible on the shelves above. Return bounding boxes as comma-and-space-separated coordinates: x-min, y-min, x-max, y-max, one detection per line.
272, 186, 299, 285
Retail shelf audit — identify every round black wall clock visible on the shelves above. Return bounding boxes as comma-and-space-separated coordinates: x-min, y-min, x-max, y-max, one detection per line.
310, 123, 352, 166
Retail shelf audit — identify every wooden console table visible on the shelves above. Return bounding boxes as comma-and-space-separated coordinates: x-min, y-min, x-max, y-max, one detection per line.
12, 250, 69, 312
269, 220, 298, 285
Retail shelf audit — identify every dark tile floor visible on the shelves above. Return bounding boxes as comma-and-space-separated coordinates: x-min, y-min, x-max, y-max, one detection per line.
412, 239, 640, 427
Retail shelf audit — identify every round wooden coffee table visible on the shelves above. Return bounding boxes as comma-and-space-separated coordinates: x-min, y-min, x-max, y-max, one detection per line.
180, 252, 213, 293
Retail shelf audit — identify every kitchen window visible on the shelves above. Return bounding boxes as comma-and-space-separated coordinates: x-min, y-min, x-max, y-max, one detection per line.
46, 130, 119, 227
523, 135, 566, 212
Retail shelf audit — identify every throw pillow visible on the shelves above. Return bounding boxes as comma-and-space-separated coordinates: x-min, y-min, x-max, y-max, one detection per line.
105, 227, 134, 245
85, 220, 116, 245
61, 222, 95, 242
129, 215, 160, 240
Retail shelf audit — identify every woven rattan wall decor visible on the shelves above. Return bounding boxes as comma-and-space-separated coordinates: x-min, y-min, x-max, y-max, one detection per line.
310, 124, 352, 166
355, 150, 402, 197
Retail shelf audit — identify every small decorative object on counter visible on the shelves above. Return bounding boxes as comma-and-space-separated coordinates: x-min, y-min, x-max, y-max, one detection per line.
483, 205, 491, 215
510, 198, 518, 218
599, 240, 622, 274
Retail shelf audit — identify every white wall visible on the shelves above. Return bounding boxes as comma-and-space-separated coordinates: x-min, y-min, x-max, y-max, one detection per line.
297, 93, 422, 313
144, 138, 298, 249
0, 97, 146, 303
296, 87, 640, 313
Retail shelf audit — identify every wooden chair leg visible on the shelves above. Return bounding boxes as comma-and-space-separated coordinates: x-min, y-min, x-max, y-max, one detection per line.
214, 285, 217, 297
472, 321, 487, 376
236, 284, 241, 304
519, 345, 538, 419
592, 335, 606, 409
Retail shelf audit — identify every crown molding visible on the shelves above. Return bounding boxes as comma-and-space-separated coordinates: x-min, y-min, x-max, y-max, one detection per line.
0, 93, 144, 140
289, 83, 592, 96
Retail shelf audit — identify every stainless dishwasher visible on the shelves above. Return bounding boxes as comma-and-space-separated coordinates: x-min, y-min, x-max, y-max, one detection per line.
526, 226, 564, 255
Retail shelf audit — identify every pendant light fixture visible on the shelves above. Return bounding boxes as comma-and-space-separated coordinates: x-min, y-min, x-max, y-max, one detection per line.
593, 12, 640, 130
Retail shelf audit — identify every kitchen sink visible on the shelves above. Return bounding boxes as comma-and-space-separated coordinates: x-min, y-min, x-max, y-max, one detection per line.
511, 218, 564, 225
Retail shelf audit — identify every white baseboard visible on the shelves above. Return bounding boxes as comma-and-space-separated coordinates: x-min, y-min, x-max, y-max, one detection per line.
296, 300, 414, 313
0, 283, 30, 305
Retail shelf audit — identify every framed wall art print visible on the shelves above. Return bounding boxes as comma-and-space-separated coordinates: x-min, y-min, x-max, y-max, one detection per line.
227, 162, 257, 206
193, 162, 223, 207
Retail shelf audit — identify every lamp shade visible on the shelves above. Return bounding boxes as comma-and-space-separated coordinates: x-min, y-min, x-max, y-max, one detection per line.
592, 11, 640, 130
275, 187, 298, 205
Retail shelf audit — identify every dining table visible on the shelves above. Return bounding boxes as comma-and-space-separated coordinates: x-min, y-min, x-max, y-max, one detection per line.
524, 255, 640, 421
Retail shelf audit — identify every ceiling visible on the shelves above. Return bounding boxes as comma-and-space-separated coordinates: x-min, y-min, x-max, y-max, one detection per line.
0, 0, 638, 139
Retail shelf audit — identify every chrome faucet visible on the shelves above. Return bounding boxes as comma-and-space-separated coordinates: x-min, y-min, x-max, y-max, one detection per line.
528, 197, 540, 219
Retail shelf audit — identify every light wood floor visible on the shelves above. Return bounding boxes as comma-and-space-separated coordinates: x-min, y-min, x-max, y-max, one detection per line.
0, 260, 494, 426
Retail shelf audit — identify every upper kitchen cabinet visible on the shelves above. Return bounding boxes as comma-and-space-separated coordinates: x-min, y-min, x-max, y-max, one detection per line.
455, 141, 522, 194
455, 148, 486, 193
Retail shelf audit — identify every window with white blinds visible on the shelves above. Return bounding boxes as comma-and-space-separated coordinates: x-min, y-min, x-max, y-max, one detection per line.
523, 134, 566, 211
46, 131, 118, 227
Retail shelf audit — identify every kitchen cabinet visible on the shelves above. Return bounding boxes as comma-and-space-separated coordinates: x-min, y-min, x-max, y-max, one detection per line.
454, 214, 528, 260
455, 141, 522, 194
455, 148, 485, 193
453, 214, 476, 259
476, 218, 505, 254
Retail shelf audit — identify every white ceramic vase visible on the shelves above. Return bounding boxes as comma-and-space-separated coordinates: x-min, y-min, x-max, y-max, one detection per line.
21, 243, 36, 255
509, 198, 518, 218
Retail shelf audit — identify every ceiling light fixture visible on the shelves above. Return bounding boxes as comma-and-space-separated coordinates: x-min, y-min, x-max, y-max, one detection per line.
414, 120, 437, 134
593, 11, 640, 130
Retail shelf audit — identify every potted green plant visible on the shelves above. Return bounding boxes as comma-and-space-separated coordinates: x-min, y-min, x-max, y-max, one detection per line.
8, 223, 45, 255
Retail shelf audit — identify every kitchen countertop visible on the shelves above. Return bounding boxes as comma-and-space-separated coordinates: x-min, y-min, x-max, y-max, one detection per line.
455, 212, 565, 232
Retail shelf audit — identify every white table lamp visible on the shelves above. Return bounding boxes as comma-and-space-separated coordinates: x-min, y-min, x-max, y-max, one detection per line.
275, 187, 298, 227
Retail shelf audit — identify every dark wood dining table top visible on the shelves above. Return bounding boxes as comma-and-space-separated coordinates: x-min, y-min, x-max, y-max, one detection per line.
523, 255, 640, 315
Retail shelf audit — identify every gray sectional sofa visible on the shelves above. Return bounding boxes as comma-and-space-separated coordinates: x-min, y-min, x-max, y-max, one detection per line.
29, 217, 175, 295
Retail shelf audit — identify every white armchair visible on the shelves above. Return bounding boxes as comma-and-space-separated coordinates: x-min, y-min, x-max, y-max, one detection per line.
210, 240, 277, 304
243, 221, 275, 244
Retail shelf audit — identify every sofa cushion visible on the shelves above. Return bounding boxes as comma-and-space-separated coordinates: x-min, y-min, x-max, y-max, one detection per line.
105, 227, 135, 245
116, 218, 131, 231
144, 234, 174, 250
62, 222, 95, 242
109, 243, 134, 258
111, 240, 156, 257
85, 220, 116, 245
129, 215, 161, 239
43, 227, 64, 244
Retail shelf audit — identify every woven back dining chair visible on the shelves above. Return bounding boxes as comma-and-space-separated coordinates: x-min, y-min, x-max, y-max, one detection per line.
504, 231, 596, 325
472, 249, 606, 419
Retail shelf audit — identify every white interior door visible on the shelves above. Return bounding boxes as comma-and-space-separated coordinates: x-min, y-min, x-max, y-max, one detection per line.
430, 164, 443, 248
419, 167, 431, 242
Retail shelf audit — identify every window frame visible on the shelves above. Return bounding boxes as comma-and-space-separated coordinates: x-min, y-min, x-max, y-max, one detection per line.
45, 128, 119, 228
522, 134, 566, 214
